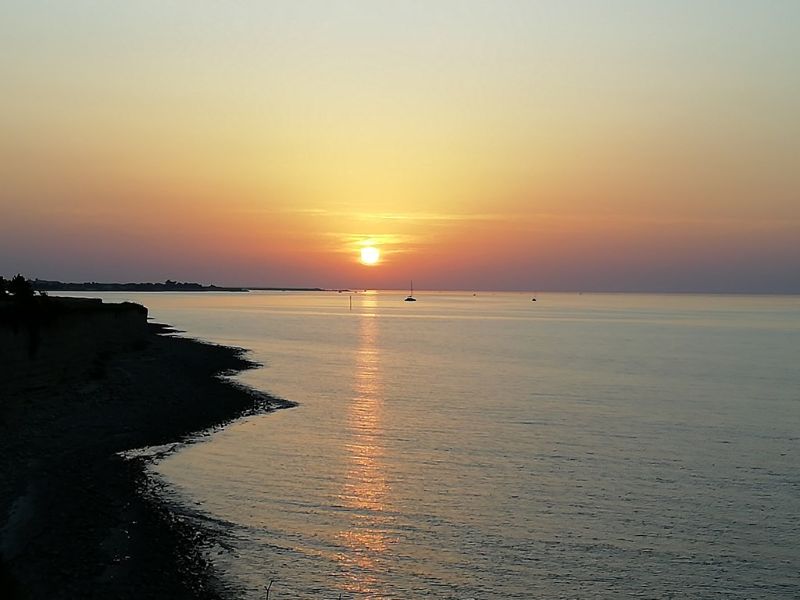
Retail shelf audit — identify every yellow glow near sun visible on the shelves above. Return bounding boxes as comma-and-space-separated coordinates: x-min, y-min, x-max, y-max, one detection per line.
360, 246, 380, 266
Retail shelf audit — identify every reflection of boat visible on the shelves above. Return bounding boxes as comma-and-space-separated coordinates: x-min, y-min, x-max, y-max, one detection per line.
404, 281, 417, 302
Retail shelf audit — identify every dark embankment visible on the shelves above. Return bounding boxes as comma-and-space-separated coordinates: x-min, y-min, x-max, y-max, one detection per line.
0, 296, 287, 599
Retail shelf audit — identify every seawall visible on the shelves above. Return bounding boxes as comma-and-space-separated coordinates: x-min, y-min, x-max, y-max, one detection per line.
0, 297, 149, 380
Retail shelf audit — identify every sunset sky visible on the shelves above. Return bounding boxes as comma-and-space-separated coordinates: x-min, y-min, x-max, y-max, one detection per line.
2, 1, 798, 292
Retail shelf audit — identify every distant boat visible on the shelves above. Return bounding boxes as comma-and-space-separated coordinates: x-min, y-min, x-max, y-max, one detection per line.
404, 281, 417, 302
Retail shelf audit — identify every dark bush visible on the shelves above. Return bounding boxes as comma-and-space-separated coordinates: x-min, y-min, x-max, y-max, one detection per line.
9, 274, 34, 299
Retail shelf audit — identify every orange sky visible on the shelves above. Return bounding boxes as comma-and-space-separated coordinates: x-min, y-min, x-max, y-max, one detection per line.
1, 2, 798, 291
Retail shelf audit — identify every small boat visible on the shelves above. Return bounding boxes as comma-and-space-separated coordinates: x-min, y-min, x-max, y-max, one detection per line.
404, 280, 417, 302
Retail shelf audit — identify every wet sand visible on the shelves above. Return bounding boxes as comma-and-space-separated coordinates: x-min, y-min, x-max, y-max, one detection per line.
0, 311, 290, 599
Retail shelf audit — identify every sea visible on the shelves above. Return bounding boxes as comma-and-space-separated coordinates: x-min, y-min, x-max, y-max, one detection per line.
66, 291, 800, 599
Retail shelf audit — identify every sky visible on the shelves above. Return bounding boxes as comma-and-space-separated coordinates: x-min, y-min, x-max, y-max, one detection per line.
1, 1, 798, 292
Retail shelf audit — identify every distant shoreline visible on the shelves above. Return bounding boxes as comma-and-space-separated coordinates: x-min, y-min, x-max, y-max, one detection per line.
31, 279, 248, 293
0, 296, 292, 598
31, 279, 326, 293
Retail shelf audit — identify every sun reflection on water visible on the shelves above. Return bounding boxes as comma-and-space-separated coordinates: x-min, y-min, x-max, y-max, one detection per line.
335, 293, 395, 595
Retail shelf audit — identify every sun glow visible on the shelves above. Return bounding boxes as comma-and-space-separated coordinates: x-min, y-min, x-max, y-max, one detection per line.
360, 246, 380, 266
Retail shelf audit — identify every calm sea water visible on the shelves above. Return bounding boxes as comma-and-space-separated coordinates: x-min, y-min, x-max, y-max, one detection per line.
72, 291, 800, 598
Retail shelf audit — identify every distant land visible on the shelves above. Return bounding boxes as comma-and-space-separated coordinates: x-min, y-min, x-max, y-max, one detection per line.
247, 286, 327, 292
32, 279, 248, 292
31, 279, 325, 293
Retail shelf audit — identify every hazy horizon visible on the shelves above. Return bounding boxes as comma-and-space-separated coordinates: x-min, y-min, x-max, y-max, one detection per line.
2, 1, 798, 293
17, 275, 800, 295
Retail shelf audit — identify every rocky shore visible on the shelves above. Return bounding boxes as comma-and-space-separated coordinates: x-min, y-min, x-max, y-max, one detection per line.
0, 297, 290, 599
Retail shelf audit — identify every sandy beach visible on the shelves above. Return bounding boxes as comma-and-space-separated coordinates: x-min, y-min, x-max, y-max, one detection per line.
0, 298, 289, 599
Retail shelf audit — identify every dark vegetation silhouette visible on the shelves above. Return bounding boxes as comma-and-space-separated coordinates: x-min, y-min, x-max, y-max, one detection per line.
1, 274, 35, 301
1, 274, 53, 358
6, 274, 34, 300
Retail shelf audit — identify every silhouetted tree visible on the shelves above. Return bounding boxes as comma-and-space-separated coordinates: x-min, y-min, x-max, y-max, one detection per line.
9, 274, 34, 299
0, 276, 7, 297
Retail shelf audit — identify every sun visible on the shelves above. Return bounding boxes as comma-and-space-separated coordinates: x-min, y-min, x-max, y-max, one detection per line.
360, 246, 380, 266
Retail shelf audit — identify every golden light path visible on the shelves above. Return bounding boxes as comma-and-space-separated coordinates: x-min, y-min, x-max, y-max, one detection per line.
335, 292, 394, 595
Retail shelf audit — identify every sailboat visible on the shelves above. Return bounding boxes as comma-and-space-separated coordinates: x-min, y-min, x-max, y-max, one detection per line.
404, 280, 417, 302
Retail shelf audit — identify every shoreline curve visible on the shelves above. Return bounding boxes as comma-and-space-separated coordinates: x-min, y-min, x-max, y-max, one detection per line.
0, 298, 290, 599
